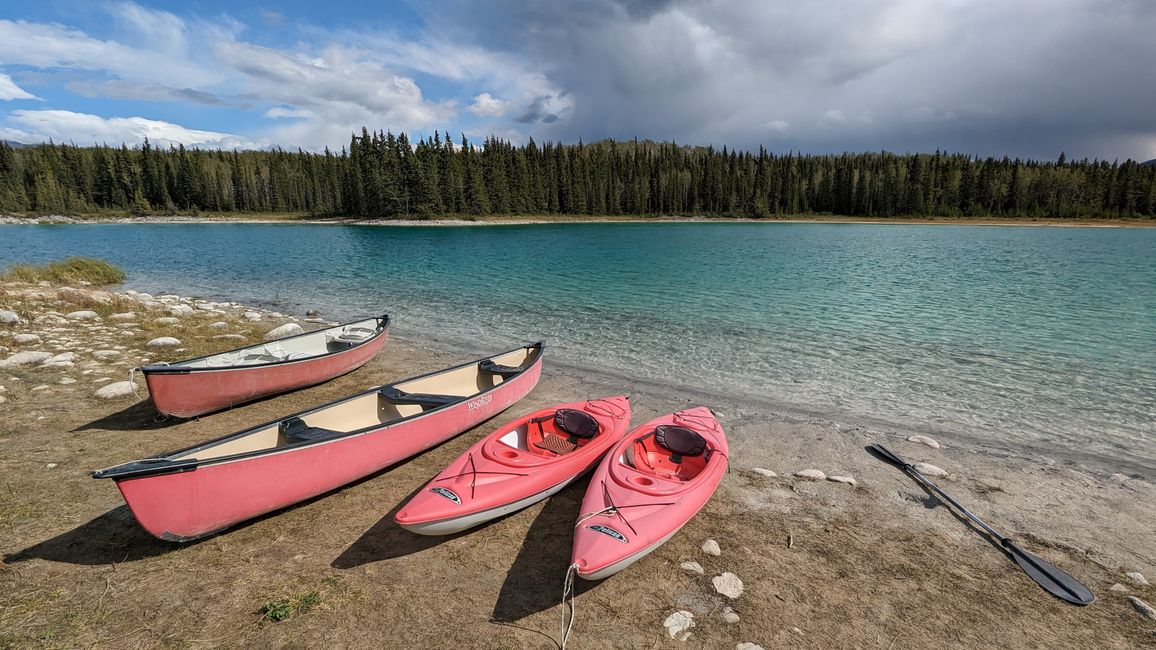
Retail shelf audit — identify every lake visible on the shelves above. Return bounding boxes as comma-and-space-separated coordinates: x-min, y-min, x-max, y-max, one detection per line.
3, 221, 1154, 471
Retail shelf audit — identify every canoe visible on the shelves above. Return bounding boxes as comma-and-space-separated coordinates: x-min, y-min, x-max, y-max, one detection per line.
93, 342, 544, 541
570, 406, 727, 580
395, 396, 631, 535
140, 314, 390, 418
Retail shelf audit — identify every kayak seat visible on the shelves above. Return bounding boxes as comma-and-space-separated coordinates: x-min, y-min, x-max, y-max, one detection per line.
478, 359, 525, 379
629, 426, 710, 480
529, 408, 600, 456
280, 416, 344, 443
378, 385, 463, 409
654, 425, 706, 464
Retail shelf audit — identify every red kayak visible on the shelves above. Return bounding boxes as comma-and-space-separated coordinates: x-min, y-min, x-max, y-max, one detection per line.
570, 406, 727, 580
93, 343, 543, 541
140, 314, 390, 418
395, 396, 631, 535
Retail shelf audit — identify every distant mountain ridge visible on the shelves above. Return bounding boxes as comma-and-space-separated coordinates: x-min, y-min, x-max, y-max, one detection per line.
1143, 158, 1156, 167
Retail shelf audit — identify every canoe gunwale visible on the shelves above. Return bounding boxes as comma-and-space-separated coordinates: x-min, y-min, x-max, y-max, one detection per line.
91, 341, 545, 481
138, 314, 390, 375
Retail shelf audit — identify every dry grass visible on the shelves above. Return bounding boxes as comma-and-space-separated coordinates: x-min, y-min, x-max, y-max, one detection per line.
2, 258, 126, 286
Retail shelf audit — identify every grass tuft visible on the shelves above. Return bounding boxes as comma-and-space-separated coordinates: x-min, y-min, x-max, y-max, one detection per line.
259, 590, 321, 622
2, 257, 126, 286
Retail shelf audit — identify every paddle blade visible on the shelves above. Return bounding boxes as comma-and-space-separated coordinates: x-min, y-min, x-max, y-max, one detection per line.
867, 443, 910, 469
1004, 541, 1095, 605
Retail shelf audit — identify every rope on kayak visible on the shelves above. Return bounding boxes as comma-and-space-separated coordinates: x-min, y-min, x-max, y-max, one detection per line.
560, 562, 579, 650
574, 481, 676, 534
128, 366, 142, 399
585, 397, 628, 419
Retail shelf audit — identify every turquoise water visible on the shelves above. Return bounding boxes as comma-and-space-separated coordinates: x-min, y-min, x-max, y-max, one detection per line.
3, 222, 1155, 471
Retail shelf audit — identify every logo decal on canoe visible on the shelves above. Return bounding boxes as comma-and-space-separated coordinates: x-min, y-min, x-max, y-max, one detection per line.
467, 395, 493, 412
430, 487, 461, 504
587, 524, 628, 543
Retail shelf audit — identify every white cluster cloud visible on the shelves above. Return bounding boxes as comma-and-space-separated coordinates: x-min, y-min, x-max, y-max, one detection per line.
0, 109, 249, 149
0, 73, 37, 101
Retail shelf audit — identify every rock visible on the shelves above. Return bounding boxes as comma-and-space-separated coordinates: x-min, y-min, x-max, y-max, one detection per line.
751, 467, 777, 478
92, 350, 121, 360
264, 323, 304, 340
46, 463, 57, 469
195, 303, 218, 311
907, 435, 941, 448
1126, 572, 1149, 587
169, 304, 196, 316
1110, 583, 1130, 592
701, 539, 721, 556
95, 381, 136, 399
712, 572, 744, 599
13, 333, 42, 344
795, 469, 826, 481
59, 286, 112, 305
154, 317, 181, 325
791, 627, 804, 636
32, 384, 50, 391
0, 395, 6, 404
213, 334, 247, 341
58, 377, 76, 385
208, 321, 229, 330
1, 351, 54, 367
721, 606, 740, 624
681, 561, 704, 575
304, 318, 328, 324
108, 312, 137, 321
65, 310, 99, 321
828, 475, 858, 486
146, 337, 182, 347
243, 311, 263, 321
45, 352, 76, 364
0, 310, 21, 324
663, 610, 695, 641
306, 309, 321, 317
1129, 596, 1156, 621
735, 643, 765, 650
913, 462, 948, 478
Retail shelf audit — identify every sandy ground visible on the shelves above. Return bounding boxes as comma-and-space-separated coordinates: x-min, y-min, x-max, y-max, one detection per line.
2, 282, 1155, 649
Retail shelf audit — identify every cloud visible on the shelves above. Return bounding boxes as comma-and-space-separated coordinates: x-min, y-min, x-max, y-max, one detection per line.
264, 106, 314, 119
0, 109, 249, 148
65, 80, 228, 106
469, 92, 508, 117
0, 72, 38, 100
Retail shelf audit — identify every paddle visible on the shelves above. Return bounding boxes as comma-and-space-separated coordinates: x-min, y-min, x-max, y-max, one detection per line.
868, 443, 1095, 605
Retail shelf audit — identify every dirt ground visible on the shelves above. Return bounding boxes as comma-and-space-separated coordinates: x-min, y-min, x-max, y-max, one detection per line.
2, 283, 1155, 649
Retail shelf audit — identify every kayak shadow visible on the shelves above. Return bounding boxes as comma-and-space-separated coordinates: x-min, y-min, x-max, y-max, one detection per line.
490, 478, 601, 624
3, 505, 183, 565
72, 399, 183, 431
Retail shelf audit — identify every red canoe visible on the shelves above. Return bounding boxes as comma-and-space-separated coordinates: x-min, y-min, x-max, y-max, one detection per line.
93, 342, 544, 541
140, 314, 391, 418
395, 396, 631, 535
571, 406, 727, 580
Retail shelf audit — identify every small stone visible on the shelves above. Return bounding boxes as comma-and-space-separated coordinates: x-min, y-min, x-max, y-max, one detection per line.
736, 643, 764, 650
46, 463, 58, 468
907, 435, 941, 448
1110, 583, 1130, 592
795, 469, 826, 481
243, 311, 263, 321
13, 333, 41, 344
681, 561, 704, 575
146, 337, 182, 347
0, 310, 21, 324
913, 463, 948, 478
721, 607, 740, 624
58, 377, 76, 385
195, 303, 218, 311
108, 312, 137, 321
44, 352, 76, 364
264, 323, 304, 340
32, 384, 50, 391
213, 334, 247, 341
65, 310, 99, 321
663, 610, 695, 641
306, 309, 320, 317
1, 351, 54, 367
701, 539, 721, 556
208, 321, 229, 330
1129, 596, 1156, 621
791, 627, 804, 636
92, 377, 112, 384
751, 467, 777, 478
95, 381, 136, 399
154, 317, 180, 325
169, 304, 195, 316
1126, 572, 1149, 587
92, 350, 121, 360
828, 475, 858, 486
712, 572, 744, 599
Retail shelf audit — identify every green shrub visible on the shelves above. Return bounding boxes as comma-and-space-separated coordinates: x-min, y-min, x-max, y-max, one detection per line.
2, 257, 126, 285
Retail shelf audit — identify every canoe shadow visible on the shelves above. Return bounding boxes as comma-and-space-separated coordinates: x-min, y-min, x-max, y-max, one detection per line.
72, 399, 184, 432
490, 478, 601, 624
3, 505, 183, 565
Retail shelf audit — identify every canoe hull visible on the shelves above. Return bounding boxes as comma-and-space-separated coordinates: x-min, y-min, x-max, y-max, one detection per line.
142, 316, 389, 418
110, 347, 542, 541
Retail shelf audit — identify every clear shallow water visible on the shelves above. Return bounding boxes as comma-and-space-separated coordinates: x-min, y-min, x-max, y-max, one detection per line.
3, 222, 1155, 470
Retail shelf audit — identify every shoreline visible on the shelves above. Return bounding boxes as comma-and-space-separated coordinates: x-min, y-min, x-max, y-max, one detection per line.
3, 213, 1156, 228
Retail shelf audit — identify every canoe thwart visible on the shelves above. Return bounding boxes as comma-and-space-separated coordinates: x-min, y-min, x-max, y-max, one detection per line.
92, 458, 199, 480
478, 359, 527, 378
378, 385, 464, 408
279, 417, 345, 443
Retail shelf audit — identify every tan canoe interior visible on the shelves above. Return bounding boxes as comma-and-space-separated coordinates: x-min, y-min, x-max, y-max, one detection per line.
173, 346, 540, 462
179, 317, 383, 368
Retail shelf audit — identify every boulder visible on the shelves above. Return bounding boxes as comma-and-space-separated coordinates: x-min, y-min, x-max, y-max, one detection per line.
146, 337, 182, 347
265, 323, 304, 340
0, 310, 20, 324
95, 381, 137, 399
1, 351, 54, 367
169, 304, 196, 316
13, 333, 42, 344
65, 310, 99, 321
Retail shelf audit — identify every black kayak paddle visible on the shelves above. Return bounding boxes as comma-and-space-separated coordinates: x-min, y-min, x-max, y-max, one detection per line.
868, 443, 1094, 606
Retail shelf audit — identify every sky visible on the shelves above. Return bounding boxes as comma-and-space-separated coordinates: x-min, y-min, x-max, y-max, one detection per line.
0, 0, 1154, 161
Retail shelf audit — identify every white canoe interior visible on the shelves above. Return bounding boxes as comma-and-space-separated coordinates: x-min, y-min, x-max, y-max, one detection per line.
171, 345, 541, 463
174, 317, 383, 369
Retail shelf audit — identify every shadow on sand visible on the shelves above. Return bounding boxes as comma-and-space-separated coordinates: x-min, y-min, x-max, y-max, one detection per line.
490, 478, 602, 624
71, 398, 184, 432
3, 506, 183, 565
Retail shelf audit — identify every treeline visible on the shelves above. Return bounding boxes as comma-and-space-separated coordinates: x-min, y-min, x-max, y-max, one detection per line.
1, 131, 1154, 219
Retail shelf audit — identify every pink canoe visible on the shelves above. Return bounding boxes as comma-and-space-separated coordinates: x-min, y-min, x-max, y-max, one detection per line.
571, 406, 727, 580
140, 314, 390, 418
93, 343, 543, 541
396, 396, 631, 535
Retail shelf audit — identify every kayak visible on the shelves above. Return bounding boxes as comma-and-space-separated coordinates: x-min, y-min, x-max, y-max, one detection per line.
93, 342, 544, 541
140, 314, 390, 418
570, 406, 727, 580
395, 396, 631, 535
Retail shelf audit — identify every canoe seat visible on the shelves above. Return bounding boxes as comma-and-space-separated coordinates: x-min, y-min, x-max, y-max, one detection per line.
478, 359, 524, 379
280, 416, 344, 443
378, 385, 463, 409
